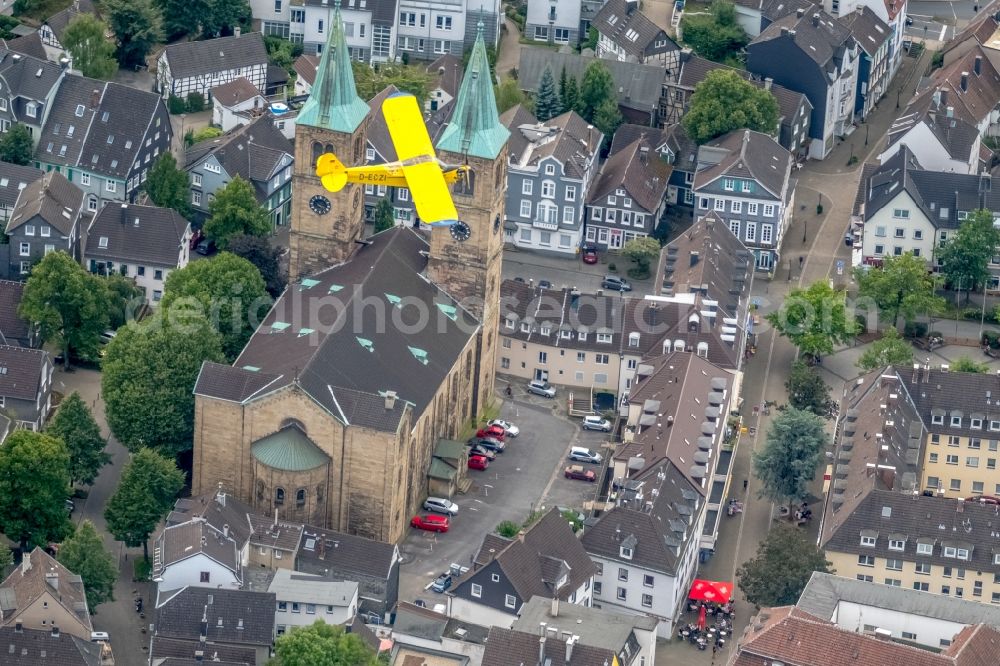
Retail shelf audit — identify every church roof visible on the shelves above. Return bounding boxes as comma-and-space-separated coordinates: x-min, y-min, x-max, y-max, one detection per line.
436, 21, 509, 160
297, 6, 369, 133
251, 424, 329, 471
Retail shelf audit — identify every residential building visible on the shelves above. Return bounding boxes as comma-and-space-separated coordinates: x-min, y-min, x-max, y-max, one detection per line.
391, 602, 488, 663
662, 52, 813, 160
0, 161, 42, 225
211, 77, 268, 132
0, 48, 65, 140
730, 606, 1000, 666
514, 591, 659, 665
592, 0, 681, 69
526, 0, 582, 45
518, 49, 666, 126
268, 569, 358, 634
150, 636, 257, 665
610, 124, 699, 208
156, 32, 269, 101
481, 626, 617, 666
840, 6, 892, 119
693, 129, 796, 272
0, 346, 43, 427
797, 571, 1000, 650
390, 644, 470, 666
152, 519, 243, 592
425, 54, 463, 112
5, 170, 83, 278
2, 33, 49, 63
38, 0, 95, 62
292, 53, 319, 96
942, 0, 1000, 68
500, 104, 602, 255
585, 138, 670, 250
747, 8, 859, 159
33, 76, 172, 209
0, 280, 38, 348
821, 0, 908, 80
295, 526, 400, 622
0, 625, 106, 665
152, 587, 275, 666
396, 0, 501, 62
84, 203, 191, 306
447, 509, 596, 628
0, 547, 92, 639
184, 115, 293, 227
247, 512, 304, 570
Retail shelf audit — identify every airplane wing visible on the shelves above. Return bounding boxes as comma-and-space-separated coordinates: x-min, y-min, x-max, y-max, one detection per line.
382, 93, 459, 224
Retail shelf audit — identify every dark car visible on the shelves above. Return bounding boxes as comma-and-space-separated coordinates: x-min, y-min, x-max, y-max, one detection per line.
195, 238, 217, 256
431, 573, 453, 593
469, 445, 497, 461
538, 280, 553, 289
472, 436, 505, 452
602, 275, 631, 292
582, 246, 598, 264
513, 276, 526, 283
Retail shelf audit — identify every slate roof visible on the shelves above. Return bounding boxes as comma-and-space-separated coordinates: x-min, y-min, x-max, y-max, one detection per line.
753, 8, 855, 69
2, 33, 47, 61
211, 78, 263, 107
592, 0, 678, 60
266, 569, 356, 606
694, 129, 793, 200
161, 33, 268, 81
0, 48, 63, 103
85, 203, 188, 267
838, 6, 891, 56
297, 525, 397, 580
610, 123, 699, 173
33, 74, 101, 171
481, 627, 616, 666
0, 162, 41, 210
587, 137, 670, 213
292, 54, 319, 88
943, 1, 1000, 58
392, 601, 450, 641
6, 170, 82, 236
149, 636, 255, 665
246, 513, 303, 554
194, 227, 479, 431
0, 345, 48, 402
759, 0, 816, 22
301, 0, 398, 23
166, 492, 255, 551
191, 363, 281, 404
909, 45, 1000, 129
499, 279, 623, 353
885, 95, 980, 163
513, 596, 659, 654
0, 626, 102, 666
895, 363, 1000, 438
426, 54, 464, 99
155, 520, 240, 581
0, 548, 90, 633
43, 0, 96, 43
0, 281, 31, 344
501, 108, 602, 180
154, 587, 274, 647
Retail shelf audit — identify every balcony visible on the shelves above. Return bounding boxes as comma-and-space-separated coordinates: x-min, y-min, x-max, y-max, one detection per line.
533, 210, 559, 230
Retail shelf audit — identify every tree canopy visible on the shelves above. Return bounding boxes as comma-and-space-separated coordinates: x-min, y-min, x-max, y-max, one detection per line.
535, 67, 562, 121
682, 69, 779, 144
200, 0, 252, 39
372, 198, 394, 234
559, 69, 580, 116
352, 62, 434, 105
0, 124, 34, 165
856, 328, 914, 371
765, 281, 857, 359
161, 0, 208, 40
225, 234, 288, 298
937, 209, 1000, 301
622, 237, 661, 277
580, 61, 614, 123
58, 521, 117, 612
272, 620, 380, 666
854, 252, 943, 326
736, 525, 831, 608
680, 0, 749, 64
46, 392, 109, 487
145, 153, 192, 218
495, 78, 529, 114
104, 0, 164, 68
203, 176, 272, 248
19, 251, 109, 367
62, 14, 118, 80
102, 315, 225, 455
593, 98, 623, 145
951, 356, 991, 373
104, 448, 185, 561
785, 361, 834, 418
753, 407, 828, 511
0, 431, 71, 551
104, 274, 146, 330
160, 252, 271, 359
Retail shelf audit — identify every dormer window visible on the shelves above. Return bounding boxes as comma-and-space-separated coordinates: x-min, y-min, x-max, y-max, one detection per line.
620, 546, 633, 560
540, 325, 551, 336
951, 415, 962, 427
916, 542, 933, 555
578, 331, 587, 341
971, 418, 983, 430
520, 322, 530, 333
597, 332, 612, 343
888, 538, 905, 551
505, 318, 515, 330
860, 535, 876, 547
544, 164, 556, 175
628, 332, 640, 347
994, 553, 1000, 565
560, 329, 572, 339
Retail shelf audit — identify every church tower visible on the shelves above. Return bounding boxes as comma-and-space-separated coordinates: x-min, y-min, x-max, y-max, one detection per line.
431, 21, 510, 415
288, 8, 370, 281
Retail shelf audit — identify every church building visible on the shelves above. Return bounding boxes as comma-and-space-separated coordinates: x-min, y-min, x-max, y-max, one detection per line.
191, 9, 508, 544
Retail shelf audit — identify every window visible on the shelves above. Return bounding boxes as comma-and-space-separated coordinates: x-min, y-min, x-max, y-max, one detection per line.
25, 103, 36, 118
577, 352, 585, 362
731, 200, 742, 213
275, 488, 284, 505
730, 220, 740, 236
616, 587, 627, 601
761, 224, 773, 244
714, 199, 725, 211
154, 269, 163, 280
595, 353, 609, 364
895, 227, 905, 238
914, 582, 929, 591
500, 357, 509, 369
929, 453, 939, 463
522, 180, 532, 196
747, 202, 758, 215
566, 185, 577, 201
917, 542, 933, 555
504, 594, 516, 609
193, 191, 202, 206
886, 558, 903, 571
742, 181, 752, 193
641, 593, 653, 607
541, 181, 555, 198
24, 225, 34, 236
885, 578, 902, 587
471, 583, 482, 597
858, 554, 875, 567
81, 173, 90, 186
763, 204, 775, 217
967, 457, 979, 468
932, 414, 944, 425
952, 415, 962, 427
915, 562, 931, 574
200, 572, 210, 583
538, 351, 547, 364
745, 222, 756, 243
18, 242, 28, 256
106, 180, 116, 193
643, 574, 654, 587
857, 574, 874, 582
618, 568, 628, 581
860, 535, 876, 547
318, 19, 324, 32
888, 538, 905, 551
520, 200, 532, 218
951, 479, 962, 491
723, 178, 735, 191
594, 582, 602, 595
277, 601, 287, 612
436, 15, 452, 30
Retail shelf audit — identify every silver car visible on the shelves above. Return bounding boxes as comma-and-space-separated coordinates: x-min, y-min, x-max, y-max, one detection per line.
423, 497, 459, 516
528, 380, 556, 398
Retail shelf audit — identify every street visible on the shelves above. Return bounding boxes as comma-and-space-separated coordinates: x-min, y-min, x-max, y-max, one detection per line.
502, 247, 659, 297
905, 0, 981, 43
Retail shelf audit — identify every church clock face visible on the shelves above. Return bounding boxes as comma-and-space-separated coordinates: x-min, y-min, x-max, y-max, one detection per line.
450, 221, 472, 242
309, 195, 331, 215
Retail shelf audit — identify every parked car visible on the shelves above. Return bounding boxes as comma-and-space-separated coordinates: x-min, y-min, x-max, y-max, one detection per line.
65, 499, 75, 515
513, 276, 526, 283
476, 425, 506, 440
99, 330, 117, 345
423, 497, 459, 516
538, 280, 553, 289
410, 514, 450, 532
569, 446, 602, 464
468, 454, 490, 470
582, 415, 612, 432
527, 380, 556, 398
565, 465, 596, 482
488, 419, 520, 437
469, 445, 497, 461
602, 275, 631, 292
471, 436, 505, 453
195, 238, 217, 256
431, 573, 453, 593
581, 246, 598, 264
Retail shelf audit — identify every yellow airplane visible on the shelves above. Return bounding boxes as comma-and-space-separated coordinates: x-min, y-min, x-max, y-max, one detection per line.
315, 93, 473, 241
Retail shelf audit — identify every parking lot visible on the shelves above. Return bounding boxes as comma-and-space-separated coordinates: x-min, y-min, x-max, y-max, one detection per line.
397, 397, 612, 606
502, 248, 658, 297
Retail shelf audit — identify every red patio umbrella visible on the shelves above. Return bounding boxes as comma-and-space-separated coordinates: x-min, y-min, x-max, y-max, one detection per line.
697, 604, 707, 630
689, 579, 733, 604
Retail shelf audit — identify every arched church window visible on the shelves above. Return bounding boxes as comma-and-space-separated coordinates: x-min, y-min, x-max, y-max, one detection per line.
312, 142, 323, 164
296, 488, 306, 507
275, 487, 285, 505
325, 143, 334, 156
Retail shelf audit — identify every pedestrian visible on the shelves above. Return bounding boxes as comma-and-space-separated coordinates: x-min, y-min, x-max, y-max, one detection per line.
713, 644, 718, 656
799, 256, 804, 267
743, 478, 748, 491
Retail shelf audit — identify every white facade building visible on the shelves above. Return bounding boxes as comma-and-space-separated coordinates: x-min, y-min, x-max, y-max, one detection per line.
268, 569, 358, 635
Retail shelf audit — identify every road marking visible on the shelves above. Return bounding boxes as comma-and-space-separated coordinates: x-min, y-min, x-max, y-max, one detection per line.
940, 25, 947, 40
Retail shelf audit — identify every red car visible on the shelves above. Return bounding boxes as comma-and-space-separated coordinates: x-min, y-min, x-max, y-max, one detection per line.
411, 514, 450, 532
565, 465, 596, 482
581, 247, 598, 264
468, 454, 490, 470
476, 425, 505, 440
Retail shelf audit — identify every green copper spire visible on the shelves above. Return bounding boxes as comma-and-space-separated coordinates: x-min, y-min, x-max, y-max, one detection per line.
436, 19, 510, 159
298, 6, 369, 133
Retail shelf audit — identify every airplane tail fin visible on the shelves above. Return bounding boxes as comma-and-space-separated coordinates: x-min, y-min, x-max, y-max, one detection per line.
316, 153, 348, 192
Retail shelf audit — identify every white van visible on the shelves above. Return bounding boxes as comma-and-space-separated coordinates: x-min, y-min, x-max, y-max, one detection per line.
90, 631, 109, 642
569, 446, 602, 464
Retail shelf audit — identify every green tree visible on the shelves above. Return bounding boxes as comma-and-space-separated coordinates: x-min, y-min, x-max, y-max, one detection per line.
682, 69, 780, 144
352, 62, 434, 105
0, 124, 34, 165
203, 176, 272, 247
62, 15, 118, 80
854, 252, 944, 327
736, 525, 832, 608
559, 68, 580, 114
190, 126, 223, 143
938, 209, 1000, 302
494, 78, 529, 114
104, 0, 164, 68
19, 251, 110, 368
583, 25, 598, 51
592, 98, 623, 145
161, 252, 270, 359
0, 543, 12, 574
102, 316, 225, 455
622, 236, 661, 278
766, 281, 857, 360
952, 356, 990, 373
225, 234, 287, 298
46, 392, 109, 487
535, 67, 562, 121
752, 407, 828, 515
857, 328, 914, 371
496, 520, 520, 538
785, 361, 833, 418
373, 198, 395, 234
0, 16, 19, 41
272, 620, 379, 666
104, 448, 184, 561
104, 274, 146, 330
202, 0, 252, 38
264, 36, 303, 76
145, 153, 192, 218
57, 521, 117, 612
579, 60, 614, 123
0, 431, 70, 552
680, 0, 749, 63
161, 0, 208, 39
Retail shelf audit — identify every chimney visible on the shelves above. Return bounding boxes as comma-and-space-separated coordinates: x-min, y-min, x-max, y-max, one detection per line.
940, 89, 948, 107
551, 596, 559, 617
50, 626, 59, 638
961, 72, 969, 92
639, 145, 649, 164
540, 622, 547, 636
796, 7, 805, 17
780, 26, 789, 36
21, 553, 31, 575
539, 636, 546, 665
565, 636, 576, 663
764, 77, 773, 91
200, 606, 208, 642
234, 26, 242, 38
812, 12, 820, 27
384, 390, 397, 410
14, 622, 21, 633
90, 89, 100, 109
957, 498, 965, 513
690, 250, 700, 266
223, 524, 229, 538
975, 55, 983, 75
58, 56, 69, 69
517, 530, 526, 543
195, 652, 205, 663
923, 360, 931, 383
216, 486, 226, 507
